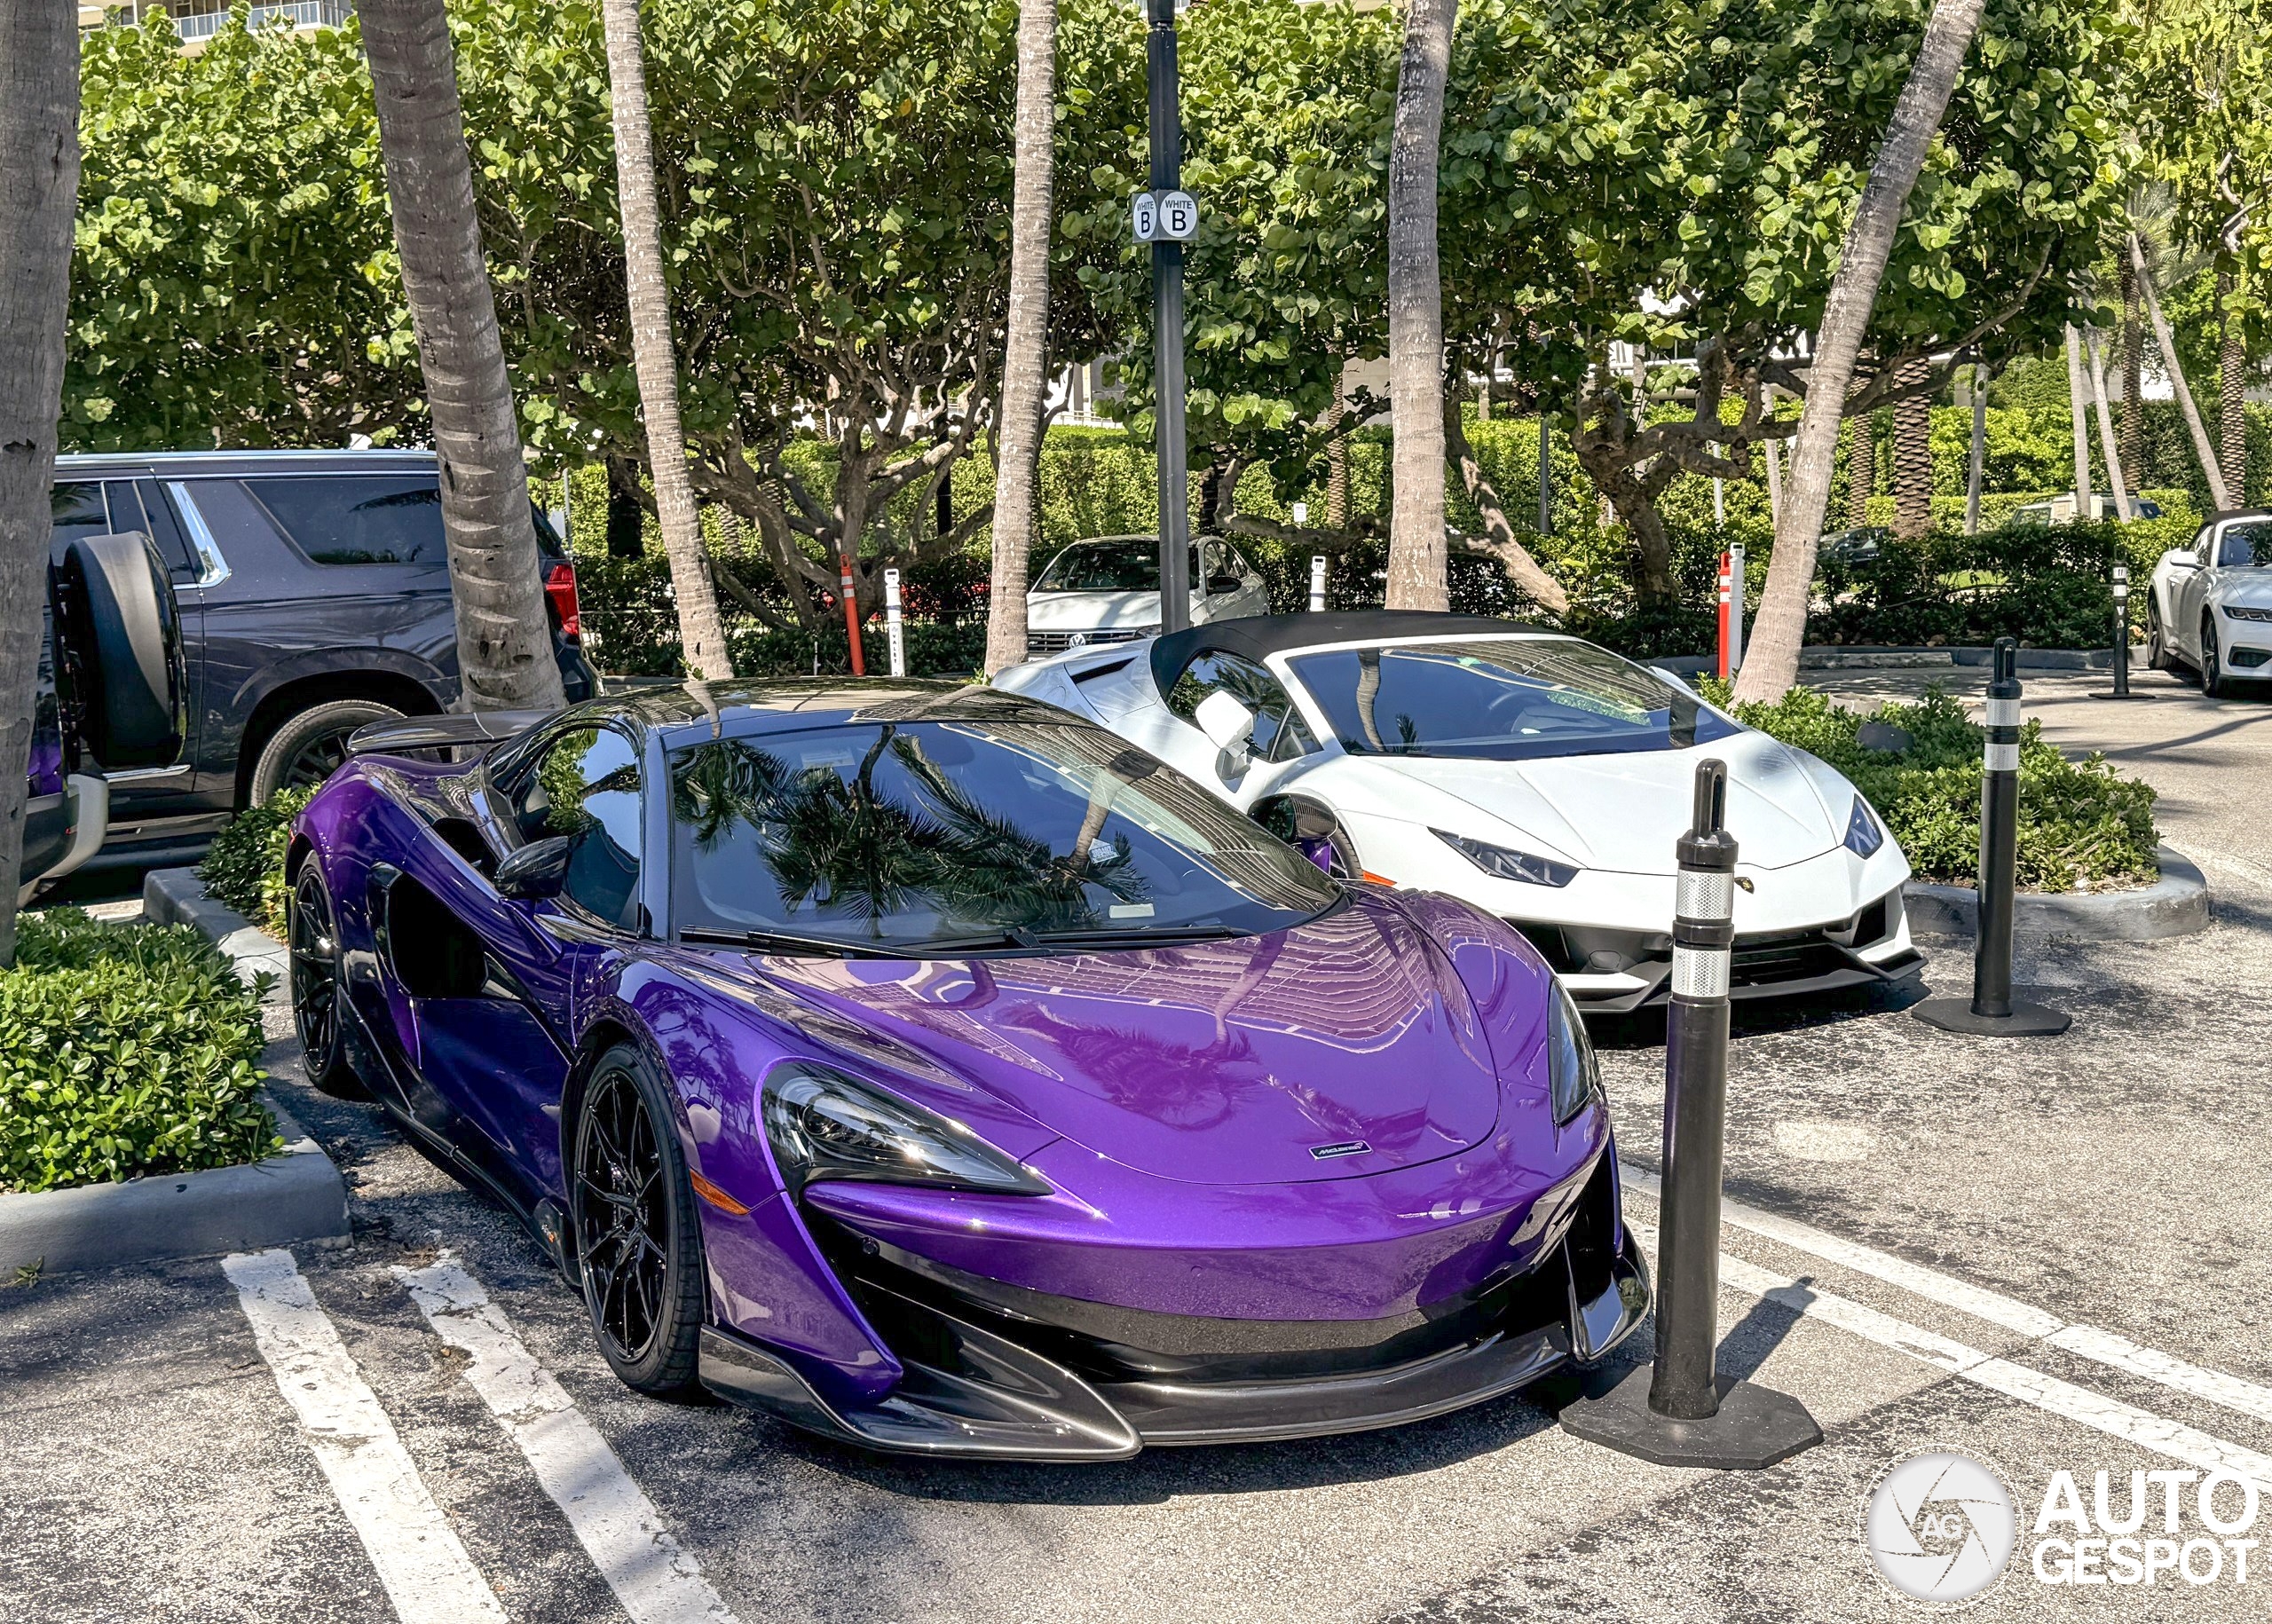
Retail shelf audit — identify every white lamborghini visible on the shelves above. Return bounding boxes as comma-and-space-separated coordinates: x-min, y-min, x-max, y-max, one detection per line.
998, 611, 1923, 1013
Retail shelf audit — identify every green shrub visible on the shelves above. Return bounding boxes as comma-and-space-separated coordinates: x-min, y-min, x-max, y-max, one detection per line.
0, 910, 277, 1194
1700, 683, 2161, 893
197, 784, 316, 935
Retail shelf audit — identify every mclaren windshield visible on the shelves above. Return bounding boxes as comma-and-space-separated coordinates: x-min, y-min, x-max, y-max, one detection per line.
667, 719, 1339, 954
1286, 637, 1740, 762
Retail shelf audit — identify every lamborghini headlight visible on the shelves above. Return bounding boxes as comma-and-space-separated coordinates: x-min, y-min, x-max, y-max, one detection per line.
1434, 829, 1579, 887
761, 1062, 1051, 1196
1843, 794, 1886, 858
1546, 983, 1602, 1126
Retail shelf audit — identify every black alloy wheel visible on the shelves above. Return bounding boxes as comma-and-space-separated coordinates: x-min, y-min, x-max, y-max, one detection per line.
2146, 602, 2170, 671
289, 864, 367, 1098
572, 1045, 706, 1395
2202, 615, 2231, 698
248, 699, 404, 803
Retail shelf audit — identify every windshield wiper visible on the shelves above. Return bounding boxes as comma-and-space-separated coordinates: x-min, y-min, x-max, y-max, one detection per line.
1022, 923, 1248, 950
677, 926, 890, 958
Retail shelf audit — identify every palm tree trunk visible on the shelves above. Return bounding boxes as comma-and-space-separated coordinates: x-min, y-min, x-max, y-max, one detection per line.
2083, 329, 2131, 520
2218, 257, 2246, 504
2131, 232, 2232, 511
1965, 367, 1986, 535
1734, 0, 1990, 706
362, 0, 565, 713
2118, 255, 2143, 481
0, 0, 80, 966
2063, 324, 2094, 513
1890, 359, 1932, 539
983, 0, 1057, 676
1325, 364, 1351, 528
1845, 416, 1874, 526
1384, 0, 1455, 611
600, 0, 734, 681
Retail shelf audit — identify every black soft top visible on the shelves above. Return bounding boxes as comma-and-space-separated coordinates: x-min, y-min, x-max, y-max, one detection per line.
1148, 611, 1548, 696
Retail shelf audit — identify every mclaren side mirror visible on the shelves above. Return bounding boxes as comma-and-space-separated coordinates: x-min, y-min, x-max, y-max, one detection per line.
495, 834, 573, 900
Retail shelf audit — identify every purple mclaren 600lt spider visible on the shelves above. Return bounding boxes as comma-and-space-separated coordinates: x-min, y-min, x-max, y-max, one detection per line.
287, 682, 1647, 1459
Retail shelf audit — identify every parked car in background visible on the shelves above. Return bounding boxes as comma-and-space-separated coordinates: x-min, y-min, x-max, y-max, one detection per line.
19, 529, 188, 901
1000, 611, 1923, 1014
50, 450, 595, 870
1025, 534, 1270, 658
2148, 509, 2272, 696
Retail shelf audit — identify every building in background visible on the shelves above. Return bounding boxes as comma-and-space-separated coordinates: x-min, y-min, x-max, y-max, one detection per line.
80, 2, 354, 45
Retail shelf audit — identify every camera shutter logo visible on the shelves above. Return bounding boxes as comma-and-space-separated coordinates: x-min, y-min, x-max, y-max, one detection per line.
1865, 1453, 2016, 1603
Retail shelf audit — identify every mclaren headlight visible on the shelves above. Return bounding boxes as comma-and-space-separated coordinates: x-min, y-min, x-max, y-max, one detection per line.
1843, 794, 1886, 859
1434, 829, 1579, 887
1546, 983, 1602, 1126
761, 1062, 1051, 1197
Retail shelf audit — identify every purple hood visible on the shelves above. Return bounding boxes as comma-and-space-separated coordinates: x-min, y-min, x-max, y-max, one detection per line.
728, 894, 1519, 1188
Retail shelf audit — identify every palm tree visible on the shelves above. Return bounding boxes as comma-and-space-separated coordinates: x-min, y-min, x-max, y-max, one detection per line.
983, 0, 1059, 677
1384, 0, 1456, 612
2063, 323, 2094, 512
0, 0, 80, 966
1890, 359, 1933, 539
599, 0, 735, 681
2129, 230, 2232, 510
1735, 0, 1992, 706
360, 0, 565, 713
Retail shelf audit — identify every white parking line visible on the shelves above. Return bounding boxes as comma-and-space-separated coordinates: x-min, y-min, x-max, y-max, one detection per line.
1620, 1163, 2272, 1429
1626, 1223, 2272, 1490
397, 1257, 741, 1624
222, 1250, 506, 1624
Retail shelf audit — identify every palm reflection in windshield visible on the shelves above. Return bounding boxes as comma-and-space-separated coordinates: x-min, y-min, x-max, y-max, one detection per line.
667, 721, 1337, 950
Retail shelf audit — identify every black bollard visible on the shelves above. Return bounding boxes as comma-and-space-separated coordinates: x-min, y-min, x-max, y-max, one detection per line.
1914, 640, 2071, 1037
2102, 564, 2142, 699
1561, 761, 1823, 1470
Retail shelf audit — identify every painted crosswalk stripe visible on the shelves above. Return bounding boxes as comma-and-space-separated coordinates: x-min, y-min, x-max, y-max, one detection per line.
397, 1257, 741, 1624
1619, 1163, 2272, 1429
223, 1250, 506, 1624
1625, 1223, 2272, 1490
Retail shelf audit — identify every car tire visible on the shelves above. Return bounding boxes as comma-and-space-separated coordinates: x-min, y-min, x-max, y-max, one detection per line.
2146, 602, 2172, 672
289, 862, 370, 1100
571, 1042, 706, 1398
2202, 616, 2230, 698
249, 699, 405, 804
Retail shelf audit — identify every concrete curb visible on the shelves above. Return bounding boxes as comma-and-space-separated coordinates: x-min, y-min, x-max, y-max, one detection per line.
1904, 846, 2210, 942
0, 1091, 349, 1276
144, 865, 287, 992
0, 869, 351, 1276
1660, 646, 2139, 677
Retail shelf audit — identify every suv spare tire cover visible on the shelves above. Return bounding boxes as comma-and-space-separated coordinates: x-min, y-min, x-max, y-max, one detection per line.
58, 532, 185, 769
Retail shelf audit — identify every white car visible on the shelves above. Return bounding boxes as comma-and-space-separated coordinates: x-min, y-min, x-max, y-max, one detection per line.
2147, 510, 2272, 696
1026, 534, 1271, 659
998, 611, 1922, 1013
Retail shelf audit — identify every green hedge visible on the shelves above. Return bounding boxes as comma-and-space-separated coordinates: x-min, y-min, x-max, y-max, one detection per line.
0, 911, 278, 1194
198, 784, 317, 936
1703, 683, 2160, 893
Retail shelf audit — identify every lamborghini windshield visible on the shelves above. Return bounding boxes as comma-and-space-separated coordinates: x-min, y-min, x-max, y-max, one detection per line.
667, 720, 1338, 953
1286, 637, 1740, 762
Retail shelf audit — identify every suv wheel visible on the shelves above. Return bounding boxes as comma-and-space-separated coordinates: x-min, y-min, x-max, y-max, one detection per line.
249, 699, 404, 803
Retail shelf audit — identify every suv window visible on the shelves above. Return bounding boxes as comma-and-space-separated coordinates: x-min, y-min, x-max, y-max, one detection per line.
1165, 650, 1318, 763
51, 484, 112, 554
247, 476, 447, 567
509, 726, 644, 929
51, 481, 196, 577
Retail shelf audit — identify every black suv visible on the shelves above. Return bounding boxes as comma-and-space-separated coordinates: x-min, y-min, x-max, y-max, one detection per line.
52, 450, 595, 869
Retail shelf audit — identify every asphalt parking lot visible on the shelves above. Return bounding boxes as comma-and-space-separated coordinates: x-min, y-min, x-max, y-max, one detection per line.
4, 665, 2269, 1624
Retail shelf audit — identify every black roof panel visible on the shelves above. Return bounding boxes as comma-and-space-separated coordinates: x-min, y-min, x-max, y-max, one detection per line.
1148, 611, 1549, 696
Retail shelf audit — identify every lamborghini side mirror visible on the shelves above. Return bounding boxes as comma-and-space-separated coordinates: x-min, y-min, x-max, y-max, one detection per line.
496, 834, 573, 900
1194, 690, 1258, 777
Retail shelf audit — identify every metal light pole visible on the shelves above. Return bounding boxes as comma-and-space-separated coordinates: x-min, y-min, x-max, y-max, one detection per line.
1147, 0, 1192, 635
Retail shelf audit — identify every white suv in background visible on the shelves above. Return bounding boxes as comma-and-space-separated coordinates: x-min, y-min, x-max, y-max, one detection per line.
1024, 534, 1270, 659
2149, 511, 2272, 696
